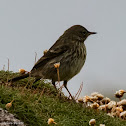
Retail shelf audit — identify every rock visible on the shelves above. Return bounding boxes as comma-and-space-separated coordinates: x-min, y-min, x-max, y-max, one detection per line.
0, 108, 25, 126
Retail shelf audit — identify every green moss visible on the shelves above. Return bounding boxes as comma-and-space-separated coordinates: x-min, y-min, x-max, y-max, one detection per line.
0, 71, 126, 126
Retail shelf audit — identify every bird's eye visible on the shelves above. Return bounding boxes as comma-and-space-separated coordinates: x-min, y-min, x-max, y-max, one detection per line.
81, 31, 86, 35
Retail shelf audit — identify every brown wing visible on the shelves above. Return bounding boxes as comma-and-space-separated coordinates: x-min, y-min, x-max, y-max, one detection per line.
31, 37, 70, 71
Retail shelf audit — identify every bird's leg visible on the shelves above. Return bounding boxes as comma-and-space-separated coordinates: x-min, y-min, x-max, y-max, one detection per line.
64, 80, 74, 100
52, 80, 57, 89
52, 80, 63, 98
32, 78, 42, 94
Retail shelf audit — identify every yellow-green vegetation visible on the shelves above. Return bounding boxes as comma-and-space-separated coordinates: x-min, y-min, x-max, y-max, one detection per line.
0, 71, 126, 126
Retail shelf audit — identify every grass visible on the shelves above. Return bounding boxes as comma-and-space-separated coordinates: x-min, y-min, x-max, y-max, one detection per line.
0, 71, 126, 126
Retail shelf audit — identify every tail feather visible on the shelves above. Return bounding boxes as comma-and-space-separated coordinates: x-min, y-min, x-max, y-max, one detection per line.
9, 73, 29, 82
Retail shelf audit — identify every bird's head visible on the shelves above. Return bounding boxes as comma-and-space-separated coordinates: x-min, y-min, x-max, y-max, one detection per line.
64, 25, 96, 42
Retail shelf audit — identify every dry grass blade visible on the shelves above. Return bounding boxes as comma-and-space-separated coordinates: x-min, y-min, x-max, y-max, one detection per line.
58, 84, 64, 92
7, 58, 9, 71
6, 58, 10, 84
36, 88, 45, 103
75, 82, 83, 100
21, 82, 29, 94
3, 65, 5, 71
32, 80, 43, 94
34, 52, 37, 64
21, 74, 31, 94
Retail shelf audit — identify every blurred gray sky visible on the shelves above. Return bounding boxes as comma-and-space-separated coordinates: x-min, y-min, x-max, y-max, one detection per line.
0, 0, 126, 98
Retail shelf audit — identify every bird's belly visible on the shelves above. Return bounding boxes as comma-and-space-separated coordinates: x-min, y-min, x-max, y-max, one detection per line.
59, 56, 85, 81
59, 45, 86, 81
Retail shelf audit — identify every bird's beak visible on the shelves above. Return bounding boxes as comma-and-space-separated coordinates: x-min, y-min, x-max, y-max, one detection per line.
88, 31, 97, 35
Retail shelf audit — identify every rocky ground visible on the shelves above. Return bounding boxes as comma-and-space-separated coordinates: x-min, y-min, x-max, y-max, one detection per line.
0, 108, 25, 126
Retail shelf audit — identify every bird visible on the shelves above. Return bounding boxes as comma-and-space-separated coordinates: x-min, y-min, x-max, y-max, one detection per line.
9, 25, 96, 99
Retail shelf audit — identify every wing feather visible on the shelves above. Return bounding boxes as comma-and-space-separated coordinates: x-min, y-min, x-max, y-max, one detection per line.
32, 37, 69, 70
